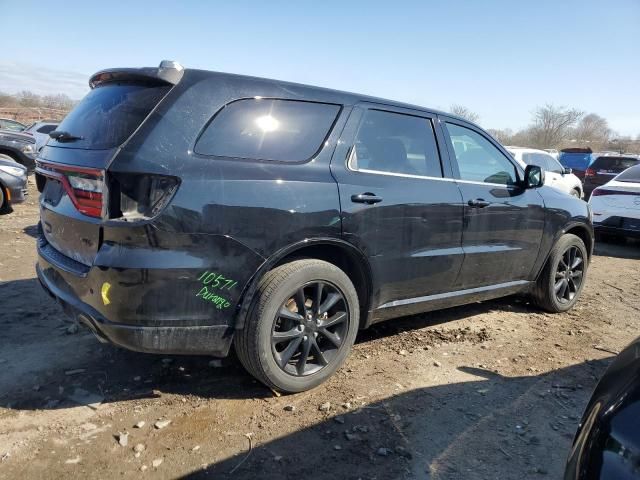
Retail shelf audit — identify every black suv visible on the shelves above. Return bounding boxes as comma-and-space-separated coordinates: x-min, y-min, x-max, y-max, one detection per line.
36, 61, 593, 393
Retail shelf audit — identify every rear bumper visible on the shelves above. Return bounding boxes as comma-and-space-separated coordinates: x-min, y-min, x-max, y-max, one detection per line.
594, 224, 640, 239
37, 262, 234, 356
594, 216, 640, 239
35, 230, 248, 356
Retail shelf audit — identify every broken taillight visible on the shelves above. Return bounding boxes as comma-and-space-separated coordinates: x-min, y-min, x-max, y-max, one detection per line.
36, 161, 104, 218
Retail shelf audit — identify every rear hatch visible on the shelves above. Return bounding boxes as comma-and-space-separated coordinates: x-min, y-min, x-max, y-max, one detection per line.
559, 148, 592, 179
586, 156, 639, 188
36, 65, 180, 267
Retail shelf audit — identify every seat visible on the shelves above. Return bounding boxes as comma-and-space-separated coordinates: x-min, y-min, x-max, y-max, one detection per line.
369, 138, 417, 175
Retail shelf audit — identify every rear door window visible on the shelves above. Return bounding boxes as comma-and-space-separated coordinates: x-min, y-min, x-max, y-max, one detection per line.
52, 82, 171, 149
349, 109, 442, 177
445, 123, 518, 185
195, 99, 341, 162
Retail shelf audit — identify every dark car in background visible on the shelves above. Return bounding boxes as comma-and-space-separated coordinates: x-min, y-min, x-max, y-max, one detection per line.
36, 61, 593, 393
0, 153, 28, 213
583, 154, 639, 198
559, 148, 594, 181
0, 129, 37, 172
565, 335, 640, 479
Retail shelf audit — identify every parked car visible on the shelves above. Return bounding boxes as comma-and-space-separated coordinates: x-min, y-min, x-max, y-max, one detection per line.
507, 147, 583, 198
23, 121, 59, 151
565, 335, 640, 480
583, 154, 639, 199
544, 148, 559, 160
36, 61, 594, 393
0, 118, 27, 132
559, 148, 594, 181
589, 164, 640, 240
0, 130, 37, 172
0, 153, 28, 213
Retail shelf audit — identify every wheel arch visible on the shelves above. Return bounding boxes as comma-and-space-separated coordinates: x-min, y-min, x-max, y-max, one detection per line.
234, 238, 373, 331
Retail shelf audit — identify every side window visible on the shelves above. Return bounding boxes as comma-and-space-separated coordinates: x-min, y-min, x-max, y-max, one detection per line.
546, 156, 564, 174
445, 123, 518, 185
195, 99, 341, 162
349, 109, 442, 177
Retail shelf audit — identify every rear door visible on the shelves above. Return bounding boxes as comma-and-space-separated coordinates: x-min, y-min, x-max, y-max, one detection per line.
331, 104, 464, 308
441, 118, 546, 289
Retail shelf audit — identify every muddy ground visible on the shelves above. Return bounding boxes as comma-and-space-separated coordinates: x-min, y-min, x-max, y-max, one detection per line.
1, 182, 639, 479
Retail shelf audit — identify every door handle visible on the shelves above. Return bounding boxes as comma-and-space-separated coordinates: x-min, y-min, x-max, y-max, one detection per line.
351, 193, 383, 204
468, 198, 491, 208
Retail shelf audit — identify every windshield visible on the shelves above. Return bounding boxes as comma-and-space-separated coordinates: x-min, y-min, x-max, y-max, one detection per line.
52, 82, 170, 149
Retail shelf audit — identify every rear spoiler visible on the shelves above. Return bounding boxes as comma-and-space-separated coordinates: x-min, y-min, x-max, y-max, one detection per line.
561, 147, 592, 154
89, 60, 184, 89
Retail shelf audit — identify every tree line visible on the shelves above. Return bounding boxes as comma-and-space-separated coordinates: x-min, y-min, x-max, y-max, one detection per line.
450, 103, 638, 153
0, 90, 77, 112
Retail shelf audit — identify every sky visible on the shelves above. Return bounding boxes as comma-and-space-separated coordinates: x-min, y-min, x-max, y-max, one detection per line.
2, 0, 639, 136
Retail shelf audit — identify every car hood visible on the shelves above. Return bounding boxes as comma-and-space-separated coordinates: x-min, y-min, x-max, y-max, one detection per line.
0, 130, 36, 144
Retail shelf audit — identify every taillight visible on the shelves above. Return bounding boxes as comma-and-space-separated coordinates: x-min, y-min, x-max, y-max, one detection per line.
66, 172, 104, 217
109, 172, 178, 221
35, 161, 104, 218
585, 168, 596, 177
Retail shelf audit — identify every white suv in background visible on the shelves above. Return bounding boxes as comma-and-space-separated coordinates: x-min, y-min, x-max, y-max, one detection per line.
507, 147, 583, 198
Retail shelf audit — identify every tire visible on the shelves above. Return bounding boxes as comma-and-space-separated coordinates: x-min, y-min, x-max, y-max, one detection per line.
235, 259, 360, 393
532, 233, 588, 313
0, 184, 9, 214
570, 188, 581, 198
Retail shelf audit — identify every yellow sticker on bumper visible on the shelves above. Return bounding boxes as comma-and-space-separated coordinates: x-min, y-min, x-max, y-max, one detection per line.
101, 282, 111, 305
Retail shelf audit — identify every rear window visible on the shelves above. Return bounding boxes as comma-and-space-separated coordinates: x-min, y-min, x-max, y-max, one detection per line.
36, 124, 57, 134
591, 156, 638, 172
615, 165, 640, 182
559, 152, 592, 170
52, 82, 171, 149
194, 99, 341, 162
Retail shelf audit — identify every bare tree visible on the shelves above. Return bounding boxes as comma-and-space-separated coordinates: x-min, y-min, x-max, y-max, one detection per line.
574, 113, 611, 150
450, 104, 480, 123
486, 128, 513, 145
529, 104, 583, 148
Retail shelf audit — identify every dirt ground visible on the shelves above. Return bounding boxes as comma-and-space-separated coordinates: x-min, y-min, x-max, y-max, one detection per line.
1, 181, 639, 480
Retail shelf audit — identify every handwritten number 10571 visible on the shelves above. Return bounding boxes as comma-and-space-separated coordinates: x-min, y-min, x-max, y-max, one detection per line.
198, 271, 237, 290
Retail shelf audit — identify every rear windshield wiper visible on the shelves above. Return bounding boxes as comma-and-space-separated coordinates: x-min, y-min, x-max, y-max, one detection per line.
49, 130, 83, 142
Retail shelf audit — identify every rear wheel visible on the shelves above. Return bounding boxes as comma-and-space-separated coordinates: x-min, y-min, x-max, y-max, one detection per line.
532, 233, 588, 312
235, 259, 359, 393
0, 184, 9, 214
570, 188, 581, 198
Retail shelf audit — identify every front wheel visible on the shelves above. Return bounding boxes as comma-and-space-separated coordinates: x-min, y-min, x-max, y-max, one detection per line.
570, 188, 581, 198
532, 233, 588, 312
235, 259, 360, 393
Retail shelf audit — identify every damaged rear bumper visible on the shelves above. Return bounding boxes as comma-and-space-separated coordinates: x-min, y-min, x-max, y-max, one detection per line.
37, 262, 234, 356
35, 229, 264, 356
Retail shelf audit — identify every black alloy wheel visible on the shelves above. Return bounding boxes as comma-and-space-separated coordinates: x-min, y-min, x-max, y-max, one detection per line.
271, 281, 349, 377
554, 245, 585, 304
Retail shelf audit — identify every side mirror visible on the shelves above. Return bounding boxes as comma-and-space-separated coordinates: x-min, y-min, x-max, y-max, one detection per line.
563, 167, 572, 175
524, 165, 544, 188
